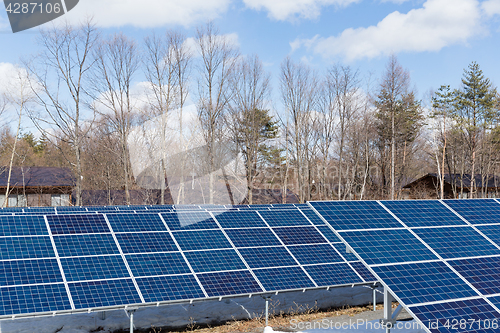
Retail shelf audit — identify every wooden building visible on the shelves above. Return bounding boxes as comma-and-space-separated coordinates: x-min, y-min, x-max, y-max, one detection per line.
402, 173, 500, 199
0, 167, 75, 207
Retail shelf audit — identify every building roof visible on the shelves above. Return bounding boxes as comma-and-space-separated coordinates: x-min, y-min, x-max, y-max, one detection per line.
0, 167, 75, 188
403, 173, 500, 189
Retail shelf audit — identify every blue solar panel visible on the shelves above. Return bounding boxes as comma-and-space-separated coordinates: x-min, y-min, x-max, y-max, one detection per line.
413, 227, 500, 259
137, 275, 205, 302
0, 216, 48, 236
330, 243, 358, 261
449, 256, 500, 295
69, 279, 142, 309
350, 262, 376, 282
0, 259, 63, 286
126, 252, 190, 277
225, 228, 281, 247
47, 214, 109, 234
238, 247, 297, 268
381, 200, 467, 227
299, 209, 326, 225
172, 230, 232, 251
116, 232, 177, 253
259, 210, 312, 227
0, 237, 55, 260
197, 271, 262, 296
411, 298, 500, 333
310, 201, 402, 230
273, 227, 327, 245
184, 250, 247, 273
61, 256, 130, 282
340, 229, 438, 265
213, 211, 267, 228
316, 226, 342, 243
445, 199, 500, 224
0, 284, 71, 316
253, 267, 314, 291
372, 261, 478, 305
54, 234, 119, 257
162, 212, 219, 230
107, 213, 167, 232
476, 225, 500, 246
305, 263, 363, 286
287, 244, 344, 265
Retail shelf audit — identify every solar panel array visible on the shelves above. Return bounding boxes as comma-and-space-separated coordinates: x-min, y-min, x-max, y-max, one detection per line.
0, 204, 376, 319
310, 199, 500, 333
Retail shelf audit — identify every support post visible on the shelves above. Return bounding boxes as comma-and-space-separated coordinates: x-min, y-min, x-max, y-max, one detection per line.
99, 311, 106, 320
125, 307, 138, 333
265, 297, 270, 326
373, 287, 377, 311
381, 287, 394, 333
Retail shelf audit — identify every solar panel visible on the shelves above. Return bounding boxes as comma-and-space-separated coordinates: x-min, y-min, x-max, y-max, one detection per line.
309, 199, 500, 333
0, 206, 376, 320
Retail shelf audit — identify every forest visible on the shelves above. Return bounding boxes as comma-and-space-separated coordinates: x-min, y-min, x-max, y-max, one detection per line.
0, 20, 499, 205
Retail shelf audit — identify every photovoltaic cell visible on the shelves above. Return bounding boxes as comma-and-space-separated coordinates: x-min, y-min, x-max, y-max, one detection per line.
126, 252, 191, 277
315, 226, 342, 243
47, 214, 110, 235
137, 275, 205, 302
213, 211, 267, 228
287, 244, 344, 265
162, 212, 219, 230
0, 215, 48, 236
61, 255, 130, 282
309, 201, 402, 230
238, 247, 297, 268
259, 210, 312, 227
54, 234, 119, 257
106, 213, 167, 232
253, 267, 315, 291
197, 270, 262, 296
445, 199, 500, 224
381, 200, 466, 227
172, 230, 232, 251
413, 227, 500, 259
340, 229, 438, 265
0, 259, 63, 286
476, 225, 500, 246
372, 261, 478, 305
449, 256, 500, 295
350, 262, 376, 282
0, 284, 71, 316
299, 209, 326, 225
116, 232, 178, 253
184, 250, 247, 273
273, 227, 328, 245
304, 263, 363, 286
411, 298, 500, 333
0, 237, 55, 260
225, 229, 281, 248
331, 243, 358, 261
69, 279, 142, 309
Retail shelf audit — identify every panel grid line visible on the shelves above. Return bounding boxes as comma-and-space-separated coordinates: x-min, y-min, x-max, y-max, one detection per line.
43, 215, 75, 310
255, 211, 318, 288
102, 214, 145, 304
157, 213, 209, 298
209, 212, 266, 292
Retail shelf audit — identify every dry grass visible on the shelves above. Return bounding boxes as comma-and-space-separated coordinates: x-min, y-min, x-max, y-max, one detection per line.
142, 301, 387, 333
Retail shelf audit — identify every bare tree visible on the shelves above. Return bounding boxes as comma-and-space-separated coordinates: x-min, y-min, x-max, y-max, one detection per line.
143, 30, 192, 205
94, 33, 140, 205
280, 57, 318, 203
26, 20, 99, 206
196, 21, 239, 204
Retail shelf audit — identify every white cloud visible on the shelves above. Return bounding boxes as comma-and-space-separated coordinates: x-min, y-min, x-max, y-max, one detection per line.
295, 0, 482, 61
242, 0, 360, 21
482, 0, 500, 16
183, 33, 240, 57
61, 0, 231, 28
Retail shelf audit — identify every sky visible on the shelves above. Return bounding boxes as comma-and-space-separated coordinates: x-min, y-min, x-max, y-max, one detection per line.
1, 0, 500, 115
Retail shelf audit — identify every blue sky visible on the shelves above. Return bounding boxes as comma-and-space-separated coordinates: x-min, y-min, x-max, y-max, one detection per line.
1, 0, 500, 110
